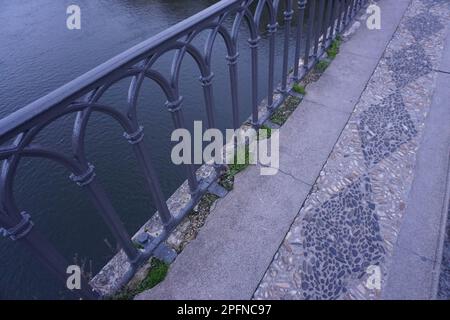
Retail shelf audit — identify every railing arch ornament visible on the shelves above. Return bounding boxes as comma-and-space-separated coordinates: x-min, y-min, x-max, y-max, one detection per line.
123, 126, 145, 145
165, 96, 184, 113
0, 211, 34, 241
69, 163, 96, 187
199, 73, 215, 88
299, 0, 308, 10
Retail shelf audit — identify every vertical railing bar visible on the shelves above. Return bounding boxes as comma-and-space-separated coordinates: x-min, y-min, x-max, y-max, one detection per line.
199, 72, 216, 129
25, 229, 99, 299
350, 0, 356, 19
324, 0, 334, 44
313, 0, 325, 58
341, 0, 348, 28
127, 74, 175, 227
0, 210, 98, 299
303, 0, 316, 69
130, 140, 174, 226
84, 179, 141, 263
344, 0, 352, 26
293, 0, 307, 82
67, 138, 142, 265
336, 0, 344, 34
354, 0, 360, 16
226, 51, 241, 129
166, 98, 199, 194
281, 5, 294, 93
267, 22, 278, 109
249, 36, 260, 125
320, 0, 331, 50
329, 0, 338, 40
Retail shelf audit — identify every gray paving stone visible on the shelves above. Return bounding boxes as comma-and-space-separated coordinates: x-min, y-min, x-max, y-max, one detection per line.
278, 100, 351, 185
304, 52, 379, 114
339, 0, 411, 59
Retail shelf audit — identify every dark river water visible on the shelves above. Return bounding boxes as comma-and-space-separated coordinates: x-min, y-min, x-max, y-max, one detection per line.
0, 0, 299, 299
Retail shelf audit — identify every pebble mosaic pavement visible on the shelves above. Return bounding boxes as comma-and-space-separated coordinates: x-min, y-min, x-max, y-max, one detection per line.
254, 0, 450, 300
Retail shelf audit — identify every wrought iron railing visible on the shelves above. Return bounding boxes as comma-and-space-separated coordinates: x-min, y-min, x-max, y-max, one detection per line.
0, 0, 368, 299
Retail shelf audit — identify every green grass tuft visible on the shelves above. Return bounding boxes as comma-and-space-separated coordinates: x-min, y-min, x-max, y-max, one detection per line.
258, 125, 272, 140
133, 242, 144, 250
228, 145, 251, 176
315, 60, 330, 73
219, 145, 252, 191
292, 83, 306, 95
135, 259, 168, 292
270, 96, 301, 126
112, 259, 169, 300
326, 37, 342, 59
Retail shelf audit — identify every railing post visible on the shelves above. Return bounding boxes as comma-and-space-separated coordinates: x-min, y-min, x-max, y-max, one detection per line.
293, 0, 307, 82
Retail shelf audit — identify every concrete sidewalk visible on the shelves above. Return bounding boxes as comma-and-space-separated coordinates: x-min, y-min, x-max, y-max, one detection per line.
137, 0, 450, 300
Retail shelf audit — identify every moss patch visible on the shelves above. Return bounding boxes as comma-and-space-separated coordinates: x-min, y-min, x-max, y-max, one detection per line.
315, 60, 330, 73
112, 258, 169, 300
326, 37, 342, 59
133, 242, 144, 250
176, 192, 219, 252
258, 125, 272, 140
292, 83, 306, 95
270, 96, 302, 126
218, 171, 235, 192
219, 145, 252, 191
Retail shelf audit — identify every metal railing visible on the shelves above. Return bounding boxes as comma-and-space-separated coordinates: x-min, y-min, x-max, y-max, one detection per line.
0, 0, 368, 299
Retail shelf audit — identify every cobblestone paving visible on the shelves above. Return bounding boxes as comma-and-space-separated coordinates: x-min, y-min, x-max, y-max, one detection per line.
254, 0, 450, 300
